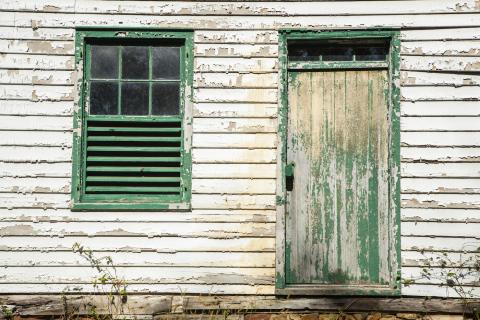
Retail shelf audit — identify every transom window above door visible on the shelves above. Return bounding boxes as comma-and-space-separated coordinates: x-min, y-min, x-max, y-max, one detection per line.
287, 39, 389, 62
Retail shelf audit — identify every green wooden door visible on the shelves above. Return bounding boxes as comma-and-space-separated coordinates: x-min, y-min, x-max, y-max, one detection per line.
285, 70, 391, 287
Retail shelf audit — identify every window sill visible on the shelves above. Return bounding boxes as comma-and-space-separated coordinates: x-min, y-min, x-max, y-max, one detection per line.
276, 284, 400, 296
71, 201, 191, 212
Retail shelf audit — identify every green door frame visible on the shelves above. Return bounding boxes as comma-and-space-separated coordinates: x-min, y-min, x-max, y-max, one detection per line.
276, 29, 401, 296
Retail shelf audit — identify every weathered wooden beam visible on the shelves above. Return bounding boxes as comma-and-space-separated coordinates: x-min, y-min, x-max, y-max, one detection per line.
1, 295, 480, 316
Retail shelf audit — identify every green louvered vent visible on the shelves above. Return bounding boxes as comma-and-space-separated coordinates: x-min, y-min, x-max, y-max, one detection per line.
85, 118, 182, 197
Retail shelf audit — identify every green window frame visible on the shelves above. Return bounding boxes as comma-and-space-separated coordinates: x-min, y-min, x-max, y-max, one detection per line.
72, 29, 193, 211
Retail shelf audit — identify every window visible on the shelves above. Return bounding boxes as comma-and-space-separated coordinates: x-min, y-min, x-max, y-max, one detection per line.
72, 30, 193, 211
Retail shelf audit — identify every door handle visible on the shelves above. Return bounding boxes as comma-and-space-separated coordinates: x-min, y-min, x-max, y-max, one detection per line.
285, 162, 295, 191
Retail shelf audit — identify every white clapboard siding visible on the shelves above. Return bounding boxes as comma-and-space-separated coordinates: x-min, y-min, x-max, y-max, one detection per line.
401, 41, 480, 56
0, 100, 73, 116
402, 221, 480, 237
402, 266, 479, 285
0, 53, 74, 70
402, 194, 480, 209
401, 101, 480, 116
0, 0, 479, 299
193, 103, 277, 118
0, 221, 275, 237
401, 132, 480, 147
401, 178, 480, 194
3, 0, 480, 15
194, 44, 278, 58
194, 72, 278, 88
401, 86, 480, 101
192, 148, 276, 163
0, 236, 276, 252
401, 117, 480, 131
193, 164, 276, 178
192, 179, 276, 194
193, 133, 277, 148
195, 58, 278, 72
0, 193, 70, 209
193, 118, 277, 133
4, 12, 480, 29
0, 115, 72, 130
401, 147, 480, 162
402, 208, 480, 223
0, 130, 72, 146
401, 28, 480, 41
0, 251, 275, 268
0, 69, 74, 85
0, 27, 74, 41
402, 236, 480, 252
402, 251, 480, 267
0, 192, 276, 210
0, 283, 274, 295
0, 39, 74, 55
402, 56, 480, 72
0, 266, 274, 284
192, 194, 276, 210
195, 30, 278, 44
0, 177, 70, 193
0, 209, 276, 223
401, 71, 480, 87
0, 84, 73, 101
0, 162, 71, 177
402, 284, 480, 298
402, 163, 480, 178
195, 88, 277, 103
0, 146, 71, 162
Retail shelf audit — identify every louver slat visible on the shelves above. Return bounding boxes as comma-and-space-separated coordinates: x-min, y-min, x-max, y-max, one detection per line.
85, 118, 182, 197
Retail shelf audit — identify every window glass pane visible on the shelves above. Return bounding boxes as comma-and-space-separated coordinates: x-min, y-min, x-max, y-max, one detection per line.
121, 83, 149, 115
322, 47, 354, 61
122, 46, 148, 79
288, 44, 321, 61
90, 81, 118, 115
153, 47, 180, 79
91, 46, 118, 79
152, 82, 180, 115
355, 47, 388, 61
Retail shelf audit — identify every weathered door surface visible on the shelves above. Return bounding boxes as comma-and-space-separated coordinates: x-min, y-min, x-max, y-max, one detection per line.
285, 70, 391, 287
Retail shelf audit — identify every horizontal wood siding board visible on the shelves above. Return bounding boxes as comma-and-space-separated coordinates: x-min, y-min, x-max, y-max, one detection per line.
0, 251, 276, 268
0, 236, 276, 252
0, 70, 74, 85
401, 101, 480, 116
0, 221, 275, 237
402, 236, 480, 252
401, 147, 480, 162
402, 208, 480, 223
4, 12, 480, 29
0, 209, 276, 223
2, 0, 480, 15
0, 283, 275, 294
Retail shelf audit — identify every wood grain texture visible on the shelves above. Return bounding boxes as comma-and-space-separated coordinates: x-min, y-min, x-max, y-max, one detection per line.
0, 0, 480, 298
285, 70, 394, 287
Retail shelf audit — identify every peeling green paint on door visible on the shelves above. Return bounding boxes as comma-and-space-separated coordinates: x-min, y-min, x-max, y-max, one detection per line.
285, 69, 391, 286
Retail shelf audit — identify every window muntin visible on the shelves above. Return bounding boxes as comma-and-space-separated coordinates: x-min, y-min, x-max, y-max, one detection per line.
88, 43, 181, 116
72, 31, 192, 211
